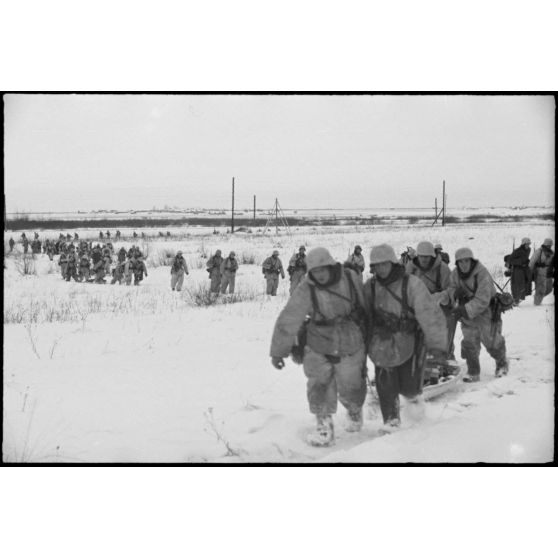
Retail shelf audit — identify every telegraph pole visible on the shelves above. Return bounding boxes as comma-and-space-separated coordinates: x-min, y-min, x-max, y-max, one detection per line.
231, 177, 235, 233
275, 198, 279, 234
442, 180, 446, 227
253, 195, 256, 222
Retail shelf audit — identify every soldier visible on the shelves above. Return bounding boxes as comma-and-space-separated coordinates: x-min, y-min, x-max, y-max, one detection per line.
58, 248, 68, 278
74, 232, 79, 241
270, 247, 368, 446
9, 237, 15, 252
117, 246, 127, 263
111, 260, 125, 285
106, 230, 111, 239
65, 246, 80, 282
262, 250, 285, 296
287, 246, 307, 295
31, 238, 41, 254
434, 243, 450, 264
507, 237, 532, 305
364, 244, 447, 431
206, 249, 224, 294
170, 250, 189, 291
78, 252, 91, 282
220, 251, 239, 294
91, 246, 106, 283
132, 255, 148, 286
34, 232, 39, 240
115, 230, 121, 241
23, 236, 29, 254
529, 238, 554, 306
407, 241, 454, 360
449, 247, 508, 382
46, 240, 55, 261
99, 231, 104, 240
133, 231, 138, 239
344, 245, 365, 277
399, 246, 416, 266
66, 233, 72, 242
102, 246, 113, 275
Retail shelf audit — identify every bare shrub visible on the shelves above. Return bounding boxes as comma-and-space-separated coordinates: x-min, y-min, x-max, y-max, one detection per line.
204, 407, 243, 458
15, 255, 37, 276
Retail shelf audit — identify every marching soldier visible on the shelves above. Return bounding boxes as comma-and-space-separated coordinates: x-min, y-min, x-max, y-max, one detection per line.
65, 246, 80, 282
220, 251, 239, 294
287, 246, 307, 295
9, 237, 15, 252
364, 244, 447, 430
434, 243, 450, 265
78, 252, 91, 282
170, 251, 189, 291
507, 237, 532, 305
262, 250, 285, 296
344, 245, 365, 278
529, 238, 554, 305
58, 249, 69, 278
206, 249, 224, 294
449, 247, 508, 382
270, 247, 368, 446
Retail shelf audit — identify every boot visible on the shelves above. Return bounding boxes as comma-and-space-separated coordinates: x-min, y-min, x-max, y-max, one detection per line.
345, 408, 363, 432
463, 374, 480, 383
307, 415, 334, 447
378, 417, 401, 434
495, 358, 509, 378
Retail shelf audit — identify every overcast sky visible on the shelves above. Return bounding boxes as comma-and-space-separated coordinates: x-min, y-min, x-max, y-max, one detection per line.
4, 94, 555, 213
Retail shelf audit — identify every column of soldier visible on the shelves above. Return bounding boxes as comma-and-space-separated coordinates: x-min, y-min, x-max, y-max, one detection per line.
8, 231, 148, 286
268, 238, 555, 447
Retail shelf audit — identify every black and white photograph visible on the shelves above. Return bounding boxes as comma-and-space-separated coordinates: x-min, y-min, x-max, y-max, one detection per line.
2, 93, 555, 464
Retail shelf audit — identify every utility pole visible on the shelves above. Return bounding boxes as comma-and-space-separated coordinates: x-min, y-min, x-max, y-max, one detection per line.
275, 198, 279, 234
434, 197, 437, 222
231, 177, 235, 234
253, 195, 256, 222
442, 180, 446, 227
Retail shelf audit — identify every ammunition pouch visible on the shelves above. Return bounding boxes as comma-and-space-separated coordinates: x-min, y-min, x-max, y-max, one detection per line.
373, 308, 417, 337
290, 319, 309, 365
490, 292, 514, 323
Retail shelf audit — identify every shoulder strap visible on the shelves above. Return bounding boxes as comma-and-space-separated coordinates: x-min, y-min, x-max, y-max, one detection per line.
436, 265, 442, 292
382, 275, 415, 317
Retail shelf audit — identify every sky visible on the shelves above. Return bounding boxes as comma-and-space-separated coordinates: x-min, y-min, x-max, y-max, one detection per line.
3, 94, 555, 213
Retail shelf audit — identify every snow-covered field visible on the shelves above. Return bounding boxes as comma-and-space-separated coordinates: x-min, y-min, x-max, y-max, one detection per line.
3, 222, 555, 462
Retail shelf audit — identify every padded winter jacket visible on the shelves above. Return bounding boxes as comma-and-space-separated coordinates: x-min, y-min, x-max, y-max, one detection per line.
406, 255, 451, 304
448, 260, 495, 320
262, 256, 285, 277
364, 270, 447, 367
270, 266, 365, 358
220, 257, 239, 274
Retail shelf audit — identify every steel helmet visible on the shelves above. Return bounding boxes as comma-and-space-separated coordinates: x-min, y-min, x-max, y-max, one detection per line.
416, 241, 436, 257
521, 237, 531, 245
455, 247, 474, 261
272, 250, 279, 256
434, 243, 443, 250
542, 238, 553, 247
369, 244, 398, 265
306, 247, 336, 271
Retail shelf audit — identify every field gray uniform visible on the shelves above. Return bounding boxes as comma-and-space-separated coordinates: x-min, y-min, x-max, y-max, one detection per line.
262, 255, 285, 296
220, 256, 239, 294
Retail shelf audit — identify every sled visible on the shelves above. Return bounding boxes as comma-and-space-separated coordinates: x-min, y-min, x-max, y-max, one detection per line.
421, 360, 464, 401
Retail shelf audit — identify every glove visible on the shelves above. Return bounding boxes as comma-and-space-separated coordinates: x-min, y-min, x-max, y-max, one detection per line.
451, 305, 469, 320
504, 270, 511, 277
271, 356, 285, 370
454, 287, 468, 300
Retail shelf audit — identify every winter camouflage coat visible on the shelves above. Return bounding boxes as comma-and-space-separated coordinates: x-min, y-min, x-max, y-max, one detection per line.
406, 255, 451, 305
262, 256, 285, 278
220, 256, 239, 274
288, 253, 307, 273
363, 269, 447, 367
448, 260, 496, 321
206, 255, 223, 276
529, 247, 554, 277
270, 265, 365, 358
171, 255, 189, 274
346, 253, 365, 273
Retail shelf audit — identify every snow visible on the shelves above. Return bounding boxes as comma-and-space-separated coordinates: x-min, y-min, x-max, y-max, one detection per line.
3, 223, 555, 462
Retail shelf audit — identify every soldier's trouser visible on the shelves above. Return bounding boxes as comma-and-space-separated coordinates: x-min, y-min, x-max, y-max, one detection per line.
460, 314, 506, 376
133, 271, 144, 285
111, 270, 123, 284
375, 349, 426, 424
94, 269, 106, 283
266, 274, 279, 295
65, 267, 79, 282
79, 268, 90, 282
210, 273, 222, 293
289, 270, 305, 295
171, 270, 185, 291
511, 267, 530, 302
303, 346, 367, 416
220, 272, 236, 294
533, 271, 552, 305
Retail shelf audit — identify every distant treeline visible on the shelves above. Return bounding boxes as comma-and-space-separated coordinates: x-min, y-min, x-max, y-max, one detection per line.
5, 212, 554, 231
